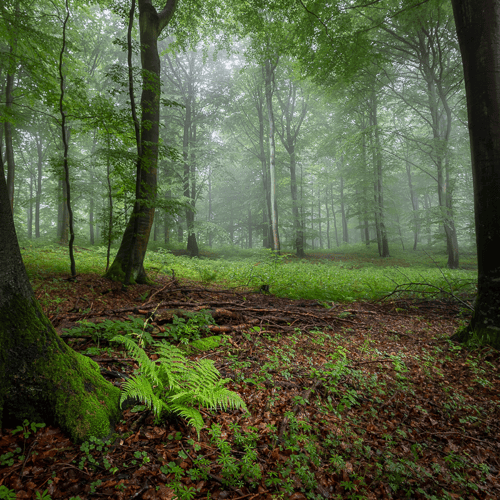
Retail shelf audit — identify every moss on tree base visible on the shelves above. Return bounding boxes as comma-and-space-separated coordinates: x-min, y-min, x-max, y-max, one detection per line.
103, 257, 151, 284
451, 323, 500, 349
0, 294, 121, 443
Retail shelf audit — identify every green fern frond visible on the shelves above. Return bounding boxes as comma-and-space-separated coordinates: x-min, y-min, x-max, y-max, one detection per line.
116, 336, 247, 435
112, 335, 163, 387
154, 342, 189, 364
120, 375, 166, 418
210, 387, 247, 411
169, 403, 205, 436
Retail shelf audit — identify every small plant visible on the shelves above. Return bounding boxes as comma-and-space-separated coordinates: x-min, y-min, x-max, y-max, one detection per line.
165, 310, 214, 344
78, 436, 115, 472
12, 420, 46, 439
113, 336, 246, 436
0, 486, 16, 500
0, 448, 21, 467
64, 316, 151, 347
35, 490, 51, 500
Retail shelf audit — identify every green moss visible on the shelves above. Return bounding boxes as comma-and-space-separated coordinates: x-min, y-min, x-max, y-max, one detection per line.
103, 259, 129, 283
190, 336, 222, 351
0, 293, 121, 443
77, 352, 100, 372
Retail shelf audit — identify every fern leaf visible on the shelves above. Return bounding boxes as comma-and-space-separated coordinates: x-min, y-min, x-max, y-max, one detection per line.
120, 374, 166, 418
169, 403, 205, 437
112, 335, 163, 387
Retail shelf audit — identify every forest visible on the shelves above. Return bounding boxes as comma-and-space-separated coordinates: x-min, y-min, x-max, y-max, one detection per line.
1, 0, 500, 499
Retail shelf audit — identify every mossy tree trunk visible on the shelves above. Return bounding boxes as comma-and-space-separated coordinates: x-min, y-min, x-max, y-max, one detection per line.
0, 167, 121, 443
451, 0, 500, 348
105, 0, 178, 284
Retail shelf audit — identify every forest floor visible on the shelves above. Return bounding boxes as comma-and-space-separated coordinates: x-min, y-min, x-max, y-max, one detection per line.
1, 266, 499, 500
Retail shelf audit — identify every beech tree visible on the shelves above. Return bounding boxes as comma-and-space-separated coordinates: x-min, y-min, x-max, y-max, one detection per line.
0, 164, 121, 441
451, 0, 500, 348
105, 0, 177, 284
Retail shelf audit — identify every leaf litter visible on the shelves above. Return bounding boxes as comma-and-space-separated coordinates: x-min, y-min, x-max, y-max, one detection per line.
1, 272, 499, 499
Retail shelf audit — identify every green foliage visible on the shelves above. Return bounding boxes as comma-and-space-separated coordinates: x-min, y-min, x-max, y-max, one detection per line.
63, 316, 150, 346
35, 490, 51, 500
22, 245, 476, 304
0, 486, 16, 500
189, 335, 222, 351
11, 420, 46, 439
165, 310, 214, 344
145, 245, 476, 303
112, 336, 246, 436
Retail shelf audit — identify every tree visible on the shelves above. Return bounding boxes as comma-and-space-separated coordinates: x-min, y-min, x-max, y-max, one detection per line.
275, 64, 308, 257
0, 164, 121, 442
105, 0, 177, 284
451, 0, 500, 348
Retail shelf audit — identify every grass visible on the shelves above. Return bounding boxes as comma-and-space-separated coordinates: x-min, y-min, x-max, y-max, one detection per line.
21, 242, 477, 303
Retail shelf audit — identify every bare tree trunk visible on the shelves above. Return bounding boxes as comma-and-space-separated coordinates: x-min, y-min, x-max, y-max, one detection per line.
450, 0, 500, 347
5, 42, 16, 212
370, 91, 389, 257
58, 0, 76, 276
35, 132, 44, 239
340, 176, 348, 244
106, 0, 178, 283
264, 58, 280, 253
405, 151, 419, 251
325, 186, 330, 250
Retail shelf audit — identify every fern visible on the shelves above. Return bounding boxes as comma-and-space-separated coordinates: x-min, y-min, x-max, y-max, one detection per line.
112, 337, 247, 436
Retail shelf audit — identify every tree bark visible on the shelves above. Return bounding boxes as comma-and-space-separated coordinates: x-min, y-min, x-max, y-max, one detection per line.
59, 0, 76, 277
370, 91, 389, 257
5, 41, 16, 213
340, 176, 348, 244
57, 178, 68, 245
105, 0, 178, 283
276, 78, 307, 257
451, 0, 500, 347
0, 166, 120, 442
35, 132, 43, 239
264, 58, 280, 253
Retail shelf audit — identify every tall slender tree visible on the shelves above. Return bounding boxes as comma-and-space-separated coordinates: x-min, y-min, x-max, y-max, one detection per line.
105, 0, 178, 284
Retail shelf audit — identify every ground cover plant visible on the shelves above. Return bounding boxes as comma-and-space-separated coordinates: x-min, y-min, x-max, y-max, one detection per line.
22, 243, 477, 304
1, 245, 496, 499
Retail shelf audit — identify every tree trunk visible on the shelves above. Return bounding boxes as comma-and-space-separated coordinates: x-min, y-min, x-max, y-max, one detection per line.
105, 0, 178, 283
276, 79, 307, 257
0, 167, 120, 442
325, 186, 331, 250
35, 132, 43, 239
370, 91, 389, 257
5, 38, 17, 213
264, 58, 280, 253
450, 0, 500, 347
405, 153, 419, 251
330, 184, 340, 247
253, 77, 272, 249
185, 115, 198, 257
57, 178, 69, 245
318, 185, 323, 249
208, 168, 212, 248
248, 209, 252, 249
27, 166, 33, 239
340, 176, 348, 244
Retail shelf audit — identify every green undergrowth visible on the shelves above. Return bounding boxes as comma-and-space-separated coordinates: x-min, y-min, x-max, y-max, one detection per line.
3, 320, 497, 499
21, 243, 477, 303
